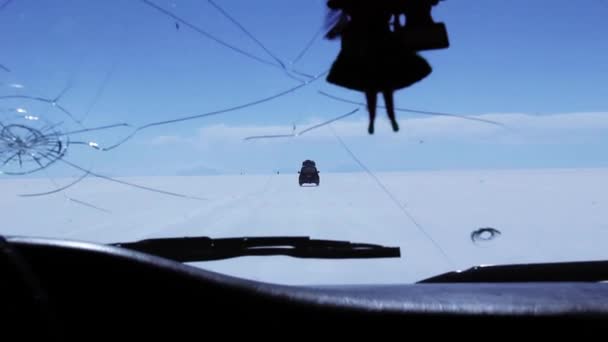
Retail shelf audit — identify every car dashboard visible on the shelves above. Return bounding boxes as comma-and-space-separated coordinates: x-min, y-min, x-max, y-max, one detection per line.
2, 236, 607, 339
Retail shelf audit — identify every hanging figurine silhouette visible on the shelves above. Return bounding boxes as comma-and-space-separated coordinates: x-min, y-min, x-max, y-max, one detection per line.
325, 0, 448, 134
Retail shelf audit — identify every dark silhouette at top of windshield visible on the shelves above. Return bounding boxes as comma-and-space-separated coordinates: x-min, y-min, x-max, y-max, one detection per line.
324, 0, 447, 134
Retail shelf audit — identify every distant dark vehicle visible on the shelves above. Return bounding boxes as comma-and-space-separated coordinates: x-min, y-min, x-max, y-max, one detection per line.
298, 160, 319, 186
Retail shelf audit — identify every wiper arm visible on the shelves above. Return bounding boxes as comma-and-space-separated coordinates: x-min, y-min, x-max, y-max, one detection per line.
111, 236, 401, 262
418, 260, 608, 283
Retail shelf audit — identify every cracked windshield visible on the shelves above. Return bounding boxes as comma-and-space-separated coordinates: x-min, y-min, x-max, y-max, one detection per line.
1, 0, 607, 285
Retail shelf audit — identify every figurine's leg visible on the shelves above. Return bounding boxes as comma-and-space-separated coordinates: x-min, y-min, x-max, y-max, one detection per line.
383, 90, 399, 132
365, 91, 377, 134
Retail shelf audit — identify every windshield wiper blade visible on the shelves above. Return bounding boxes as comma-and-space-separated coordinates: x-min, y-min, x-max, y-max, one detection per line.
110, 236, 401, 262
418, 260, 608, 283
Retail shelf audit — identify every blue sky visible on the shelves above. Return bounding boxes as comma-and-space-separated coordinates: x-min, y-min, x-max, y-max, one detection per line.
1, 0, 607, 176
